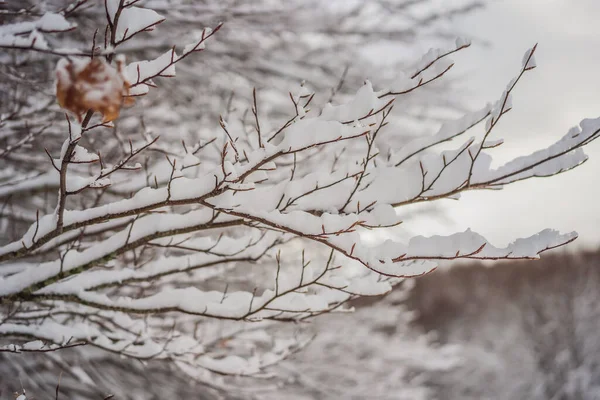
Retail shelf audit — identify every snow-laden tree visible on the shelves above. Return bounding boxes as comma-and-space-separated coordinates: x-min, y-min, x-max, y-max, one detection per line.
1, 0, 600, 396
0, 0, 478, 239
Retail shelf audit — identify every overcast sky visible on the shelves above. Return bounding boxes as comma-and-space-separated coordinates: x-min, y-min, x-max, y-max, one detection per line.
419, 0, 600, 249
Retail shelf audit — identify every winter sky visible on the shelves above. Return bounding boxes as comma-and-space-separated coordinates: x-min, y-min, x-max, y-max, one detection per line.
429, 0, 600, 249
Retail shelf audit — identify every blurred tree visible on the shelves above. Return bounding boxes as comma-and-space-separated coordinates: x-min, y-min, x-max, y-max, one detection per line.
410, 251, 600, 400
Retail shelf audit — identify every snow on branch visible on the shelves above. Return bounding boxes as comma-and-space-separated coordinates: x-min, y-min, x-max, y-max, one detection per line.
0, 0, 598, 386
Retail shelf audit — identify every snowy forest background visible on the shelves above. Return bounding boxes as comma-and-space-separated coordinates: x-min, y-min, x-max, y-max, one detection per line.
1, 0, 600, 399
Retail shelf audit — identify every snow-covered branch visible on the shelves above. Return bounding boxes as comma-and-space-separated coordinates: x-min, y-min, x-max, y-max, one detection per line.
0, 0, 597, 392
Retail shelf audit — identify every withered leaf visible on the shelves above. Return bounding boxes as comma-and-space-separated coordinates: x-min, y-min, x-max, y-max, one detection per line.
56, 57, 134, 123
